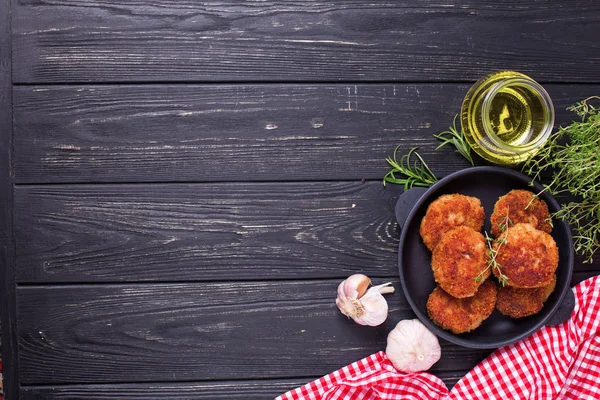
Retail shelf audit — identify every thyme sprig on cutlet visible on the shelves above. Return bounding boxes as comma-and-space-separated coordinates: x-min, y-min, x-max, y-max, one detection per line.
475, 210, 512, 287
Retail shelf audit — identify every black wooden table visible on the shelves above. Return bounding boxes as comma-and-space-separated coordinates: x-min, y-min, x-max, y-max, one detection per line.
1, 1, 600, 399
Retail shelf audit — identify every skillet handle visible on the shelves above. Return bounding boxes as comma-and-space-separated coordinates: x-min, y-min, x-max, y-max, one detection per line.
546, 288, 575, 326
395, 187, 428, 230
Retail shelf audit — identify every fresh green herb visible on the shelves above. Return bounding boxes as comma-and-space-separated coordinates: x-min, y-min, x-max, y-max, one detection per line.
522, 96, 600, 263
434, 114, 474, 166
475, 210, 512, 286
383, 146, 438, 191
498, 212, 514, 233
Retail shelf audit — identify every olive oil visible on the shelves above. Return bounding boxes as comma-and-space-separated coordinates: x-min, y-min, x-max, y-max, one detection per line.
461, 71, 554, 165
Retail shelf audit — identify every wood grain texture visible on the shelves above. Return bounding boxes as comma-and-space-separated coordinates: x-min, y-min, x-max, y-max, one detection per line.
19, 371, 467, 399
11, 1, 600, 83
7, 1, 600, 396
14, 182, 402, 283
14, 180, 600, 283
16, 279, 493, 384
20, 379, 313, 400
13, 84, 600, 184
13, 83, 468, 184
15, 272, 599, 388
0, 0, 20, 398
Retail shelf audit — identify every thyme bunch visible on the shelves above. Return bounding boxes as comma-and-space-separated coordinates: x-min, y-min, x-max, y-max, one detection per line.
522, 96, 600, 262
383, 146, 439, 191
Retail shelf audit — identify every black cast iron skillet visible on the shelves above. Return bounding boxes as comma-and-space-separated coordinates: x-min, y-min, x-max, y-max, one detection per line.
396, 167, 575, 349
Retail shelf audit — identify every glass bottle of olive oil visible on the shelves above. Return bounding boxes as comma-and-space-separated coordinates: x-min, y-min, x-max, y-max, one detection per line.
461, 71, 554, 165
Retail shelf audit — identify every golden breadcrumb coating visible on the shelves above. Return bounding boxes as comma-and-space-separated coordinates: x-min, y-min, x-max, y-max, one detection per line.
492, 223, 559, 288
431, 226, 488, 298
496, 275, 556, 318
427, 280, 497, 334
420, 194, 485, 251
490, 189, 552, 237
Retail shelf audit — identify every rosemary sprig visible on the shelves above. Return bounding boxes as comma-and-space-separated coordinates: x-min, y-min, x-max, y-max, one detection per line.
522, 96, 600, 263
475, 210, 512, 286
433, 114, 474, 166
383, 146, 439, 191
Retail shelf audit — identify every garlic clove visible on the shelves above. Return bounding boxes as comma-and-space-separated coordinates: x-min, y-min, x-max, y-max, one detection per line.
386, 319, 441, 373
336, 277, 395, 327
337, 274, 371, 300
336, 274, 371, 320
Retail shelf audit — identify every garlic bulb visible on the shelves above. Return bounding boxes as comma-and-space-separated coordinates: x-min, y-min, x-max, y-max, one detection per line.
336, 274, 395, 326
386, 319, 441, 373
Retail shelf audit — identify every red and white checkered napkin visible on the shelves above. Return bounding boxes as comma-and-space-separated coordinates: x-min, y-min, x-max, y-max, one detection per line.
276, 275, 600, 400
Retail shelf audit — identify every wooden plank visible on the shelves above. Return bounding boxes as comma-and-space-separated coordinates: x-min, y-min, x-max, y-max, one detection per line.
0, 0, 19, 398
18, 272, 600, 386
17, 371, 466, 399
14, 181, 402, 283
16, 279, 494, 384
11, 1, 600, 83
17, 180, 599, 285
0, 0, 11, 239
20, 379, 313, 400
13, 83, 467, 184
13, 84, 600, 184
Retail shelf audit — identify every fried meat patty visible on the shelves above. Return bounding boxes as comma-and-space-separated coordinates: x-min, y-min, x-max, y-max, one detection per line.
427, 280, 497, 334
431, 226, 488, 298
496, 275, 556, 318
420, 194, 485, 251
493, 223, 559, 288
490, 189, 552, 237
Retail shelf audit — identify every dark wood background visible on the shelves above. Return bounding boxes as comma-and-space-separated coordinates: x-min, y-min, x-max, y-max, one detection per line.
2, 1, 600, 399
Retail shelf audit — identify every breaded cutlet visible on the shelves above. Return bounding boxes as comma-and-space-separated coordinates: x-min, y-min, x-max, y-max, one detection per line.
431, 226, 488, 298
492, 223, 559, 288
490, 189, 552, 237
420, 194, 485, 251
427, 280, 497, 334
496, 275, 557, 318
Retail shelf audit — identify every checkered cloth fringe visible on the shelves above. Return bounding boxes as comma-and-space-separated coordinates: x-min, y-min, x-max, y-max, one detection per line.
276, 275, 600, 400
